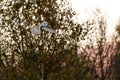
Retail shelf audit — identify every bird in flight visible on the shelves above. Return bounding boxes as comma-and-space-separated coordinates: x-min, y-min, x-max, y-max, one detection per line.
31, 21, 57, 34
31, 27, 40, 35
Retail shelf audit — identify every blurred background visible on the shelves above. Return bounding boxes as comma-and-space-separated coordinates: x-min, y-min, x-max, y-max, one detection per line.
0, 0, 120, 80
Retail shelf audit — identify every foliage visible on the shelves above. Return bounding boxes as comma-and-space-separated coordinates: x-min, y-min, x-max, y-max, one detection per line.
78, 8, 117, 80
111, 18, 120, 80
1, 0, 116, 80
0, 0, 90, 80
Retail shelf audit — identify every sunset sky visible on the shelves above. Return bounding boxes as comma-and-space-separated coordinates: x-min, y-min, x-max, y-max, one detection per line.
68, 0, 120, 38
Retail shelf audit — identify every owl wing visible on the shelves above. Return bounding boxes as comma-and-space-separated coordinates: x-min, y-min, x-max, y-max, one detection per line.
42, 27, 57, 34
31, 27, 40, 34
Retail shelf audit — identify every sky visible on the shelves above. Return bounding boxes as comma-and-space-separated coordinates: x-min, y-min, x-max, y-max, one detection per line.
68, 0, 120, 38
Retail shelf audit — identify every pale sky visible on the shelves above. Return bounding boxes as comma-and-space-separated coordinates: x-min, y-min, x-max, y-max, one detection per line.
68, 0, 120, 38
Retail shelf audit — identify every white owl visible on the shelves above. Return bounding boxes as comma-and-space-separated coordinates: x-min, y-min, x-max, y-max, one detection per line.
31, 21, 57, 34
